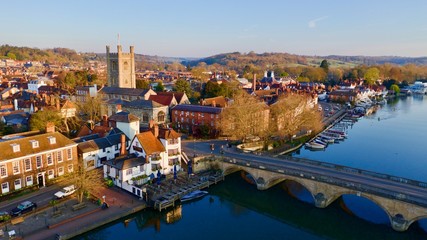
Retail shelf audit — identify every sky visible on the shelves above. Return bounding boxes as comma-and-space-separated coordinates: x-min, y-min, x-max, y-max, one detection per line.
1, 0, 427, 58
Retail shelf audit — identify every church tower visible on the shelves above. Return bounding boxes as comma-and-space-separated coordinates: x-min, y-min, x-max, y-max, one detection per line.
106, 45, 136, 88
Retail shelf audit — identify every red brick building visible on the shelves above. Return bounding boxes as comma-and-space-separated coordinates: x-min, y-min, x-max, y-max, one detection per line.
171, 104, 222, 136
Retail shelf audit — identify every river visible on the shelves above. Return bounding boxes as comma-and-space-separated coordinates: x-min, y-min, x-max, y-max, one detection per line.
77, 95, 427, 240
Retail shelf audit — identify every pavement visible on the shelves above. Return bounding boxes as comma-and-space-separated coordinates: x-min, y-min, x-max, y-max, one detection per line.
0, 186, 144, 240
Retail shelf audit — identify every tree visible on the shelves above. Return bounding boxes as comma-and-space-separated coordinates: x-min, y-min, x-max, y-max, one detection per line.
154, 81, 165, 92
173, 79, 192, 96
320, 59, 329, 73
219, 90, 269, 140
7, 52, 16, 60
71, 167, 103, 203
30, 109, 62, 132
390, 84, 400, 95
364, 67, 380, 86
270, 94, 322, 139
136, 80, 150, 89
74, 95, 105, 123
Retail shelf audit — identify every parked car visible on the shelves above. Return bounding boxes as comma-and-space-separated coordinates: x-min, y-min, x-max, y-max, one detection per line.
11, 201, 37, 216
0, 211, 10, 222
54, 185, 76, 199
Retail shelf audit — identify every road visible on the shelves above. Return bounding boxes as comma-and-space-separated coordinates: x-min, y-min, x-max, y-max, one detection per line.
0, 183, 67, 214
182, 140, 427, 207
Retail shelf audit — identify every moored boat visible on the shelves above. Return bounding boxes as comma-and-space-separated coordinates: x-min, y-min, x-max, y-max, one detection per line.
181, 190, 208, 202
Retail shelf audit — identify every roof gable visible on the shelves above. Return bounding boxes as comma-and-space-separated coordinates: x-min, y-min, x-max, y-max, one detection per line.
134, 131, 165, 156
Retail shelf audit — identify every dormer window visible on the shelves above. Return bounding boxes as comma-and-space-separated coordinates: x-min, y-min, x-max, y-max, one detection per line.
11, 143, 20, 153
30, 140, 39, 148
48, 136, 56, 144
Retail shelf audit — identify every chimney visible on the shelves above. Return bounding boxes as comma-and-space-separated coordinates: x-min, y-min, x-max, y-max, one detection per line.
46, 122, 55, 133
212, 100, 216, 107
253, 74, 256, 92
149, 119, 155, 129
102, 115, 109, 127
153, 124, 159, 138
120, 134, 127, 156
14, 98, 18, 111
56, 98, 60, 110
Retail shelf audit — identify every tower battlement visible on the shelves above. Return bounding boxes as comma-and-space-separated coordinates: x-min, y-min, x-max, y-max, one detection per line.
106, 45, 136, 88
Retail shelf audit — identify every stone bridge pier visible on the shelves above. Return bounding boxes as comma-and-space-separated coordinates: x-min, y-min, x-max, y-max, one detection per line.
221, 162, 427, 232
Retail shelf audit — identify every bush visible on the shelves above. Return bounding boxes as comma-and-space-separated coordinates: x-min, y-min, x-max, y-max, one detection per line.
104, 178, 114, 187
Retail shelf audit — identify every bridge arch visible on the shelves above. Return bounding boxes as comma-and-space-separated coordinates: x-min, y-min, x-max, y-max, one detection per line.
406, 215, 427, 232
328, 191, 395, 226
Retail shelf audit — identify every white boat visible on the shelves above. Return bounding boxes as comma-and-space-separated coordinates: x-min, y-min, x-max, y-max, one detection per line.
314, 138, 328, 146
305, 142, 326, 149
181, 190, 208, 202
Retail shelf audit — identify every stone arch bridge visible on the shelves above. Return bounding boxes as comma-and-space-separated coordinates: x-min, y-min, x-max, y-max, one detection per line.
214, 156, 427, 232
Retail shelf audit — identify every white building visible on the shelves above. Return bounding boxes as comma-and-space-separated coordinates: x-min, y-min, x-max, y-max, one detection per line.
27, 78, 49, 94
77, 132, 129, 171
103, 124, 182, 198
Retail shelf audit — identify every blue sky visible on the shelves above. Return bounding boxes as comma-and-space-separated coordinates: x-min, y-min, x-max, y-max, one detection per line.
1, 0, 427, 58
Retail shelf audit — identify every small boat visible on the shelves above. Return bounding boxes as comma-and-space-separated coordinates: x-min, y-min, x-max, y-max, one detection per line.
181, 190, 208, 202
314, 138, 328, 146
305, 142, 326, 149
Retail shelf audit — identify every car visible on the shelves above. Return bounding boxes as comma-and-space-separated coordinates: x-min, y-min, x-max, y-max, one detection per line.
54, 185, 76, 199
11, 201, 37, 216
0, 211, 10, 222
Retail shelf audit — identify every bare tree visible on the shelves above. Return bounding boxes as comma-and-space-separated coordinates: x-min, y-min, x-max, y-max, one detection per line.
270, 93, 322, 139
74, 95, 105, 123
71, 167, 104, 203
219, 90, 269, 140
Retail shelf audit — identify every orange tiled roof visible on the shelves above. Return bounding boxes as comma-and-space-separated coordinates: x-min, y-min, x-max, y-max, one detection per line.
135, 131, 165, 156
158, 128, 181, 140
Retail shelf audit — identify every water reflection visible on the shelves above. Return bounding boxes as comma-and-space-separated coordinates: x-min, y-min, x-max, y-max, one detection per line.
340, 194, 389, 225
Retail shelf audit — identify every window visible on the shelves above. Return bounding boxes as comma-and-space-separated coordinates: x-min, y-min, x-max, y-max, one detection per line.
47, 153, 53, 165
67, 149, 72, 160
1, 182, 9, 194
30, 140, 39, 148
201, 113, 204, 117
0, 164, 7, 178
211, 114, 214, 119
48, 136, 56, 144
11, 143, 20, 152
68, 164, 73, 173
12, 161, 20, 175
48, 170, 54, 179
142, 113, 149, 122
158, 111, 165, 122
26, 176, 33, 186
24, 159, 31, 171
14, 179, 21, 190
58, 167, 64, 176
126, 169, 133, 175
123, 61, 129, 70
36, 156, 43, 168
57, 151, 63, 162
